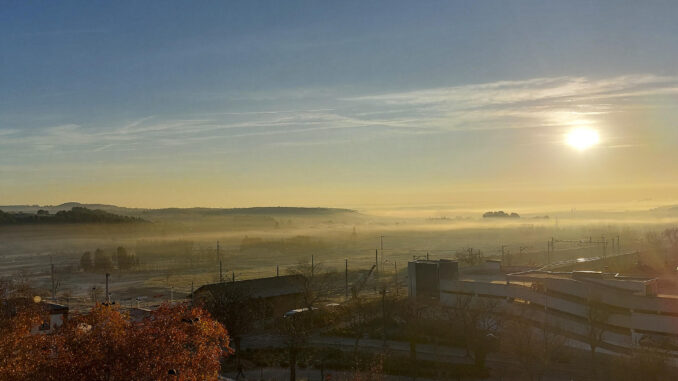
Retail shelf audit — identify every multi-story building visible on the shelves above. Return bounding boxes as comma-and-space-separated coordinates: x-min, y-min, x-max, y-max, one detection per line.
408, 259, 678, 360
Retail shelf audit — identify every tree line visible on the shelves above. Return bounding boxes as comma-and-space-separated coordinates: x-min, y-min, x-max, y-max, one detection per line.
0, 207, 147, 225
80, 246, 138, 272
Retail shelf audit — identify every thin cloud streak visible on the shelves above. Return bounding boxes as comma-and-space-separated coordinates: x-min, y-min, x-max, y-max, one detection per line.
2, 74, 677, 156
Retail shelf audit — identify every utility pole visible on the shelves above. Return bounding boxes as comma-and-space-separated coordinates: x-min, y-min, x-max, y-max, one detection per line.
375, 249, 379, 275
232, 271, 235, 283
379, 235, 384, 271
602, 236, 607, 259
105, 273, 111, 304
345, 259, 349, 299
50, 261, 56, 301
394, 261, 398, 297
218, 241, 223, 283
381, 286, 387, 346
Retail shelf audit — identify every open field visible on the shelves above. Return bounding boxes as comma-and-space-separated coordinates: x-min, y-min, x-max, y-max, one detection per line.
2, 204, 678, 310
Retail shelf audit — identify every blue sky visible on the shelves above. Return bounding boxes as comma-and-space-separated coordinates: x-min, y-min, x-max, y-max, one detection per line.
2, 1, 678, 208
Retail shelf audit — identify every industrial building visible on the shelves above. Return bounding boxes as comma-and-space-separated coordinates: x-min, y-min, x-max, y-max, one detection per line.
408, 259, 678, 361
193, 274, 305, 318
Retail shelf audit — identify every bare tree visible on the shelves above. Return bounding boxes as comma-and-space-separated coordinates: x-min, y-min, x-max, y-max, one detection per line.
452, 295, 501, 370
663, 228, 678, 264
586, 296, 610, 370
609, 345, 674, 381
278, 311, 313, 381
279, 259, 336, 381
8, 271, 35, 298
343, 291, 369, 356
456, 248, 484, 265
287, 259, 336, 313
337, 264, 379, 370
397, 298, 423, 369
501, 313, 568, 381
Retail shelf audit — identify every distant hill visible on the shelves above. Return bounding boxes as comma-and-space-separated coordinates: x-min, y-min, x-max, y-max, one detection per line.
0, 202, 120, 214
144, 206, 356, 216
0, 207, 147, 225
0, 203, 359, 220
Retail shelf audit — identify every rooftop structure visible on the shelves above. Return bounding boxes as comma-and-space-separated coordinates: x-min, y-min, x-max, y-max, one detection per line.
408, 259, 458, 299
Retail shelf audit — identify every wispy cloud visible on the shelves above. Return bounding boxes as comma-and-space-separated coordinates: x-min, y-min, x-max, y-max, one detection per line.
2, 74, 677, 156
345, 74, 678, 131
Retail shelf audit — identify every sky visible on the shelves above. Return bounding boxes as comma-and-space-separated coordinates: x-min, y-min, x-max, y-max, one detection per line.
2, 1, 678, 209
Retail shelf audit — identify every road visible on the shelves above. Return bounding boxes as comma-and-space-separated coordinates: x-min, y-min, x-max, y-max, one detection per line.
239, 334, 582, 380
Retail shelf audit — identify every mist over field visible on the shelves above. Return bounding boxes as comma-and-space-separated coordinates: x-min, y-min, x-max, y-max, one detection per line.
2, 201, 677, 310
5, 2, 678, 380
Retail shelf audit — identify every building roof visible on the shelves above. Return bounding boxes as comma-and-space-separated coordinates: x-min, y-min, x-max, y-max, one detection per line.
195, 274, 305, 299
43, 302, 69, 314
507, 270, 656, 295
128, 307, 151, 323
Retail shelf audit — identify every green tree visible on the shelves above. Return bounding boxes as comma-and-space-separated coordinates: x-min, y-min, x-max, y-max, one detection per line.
80, 252, 93, 272
114, 247, 135, 271
93, 249, 112, 272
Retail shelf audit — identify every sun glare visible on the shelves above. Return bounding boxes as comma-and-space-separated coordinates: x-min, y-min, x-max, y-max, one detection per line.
566, 128, 600, 150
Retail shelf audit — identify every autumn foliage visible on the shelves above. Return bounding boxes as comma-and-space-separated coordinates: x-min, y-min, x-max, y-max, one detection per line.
0, 303, 231, 381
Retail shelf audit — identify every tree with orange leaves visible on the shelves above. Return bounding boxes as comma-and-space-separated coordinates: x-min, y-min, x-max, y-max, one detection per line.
126, 303, 232, 381
0, 302, 231, 381
0, 299, 55, 381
